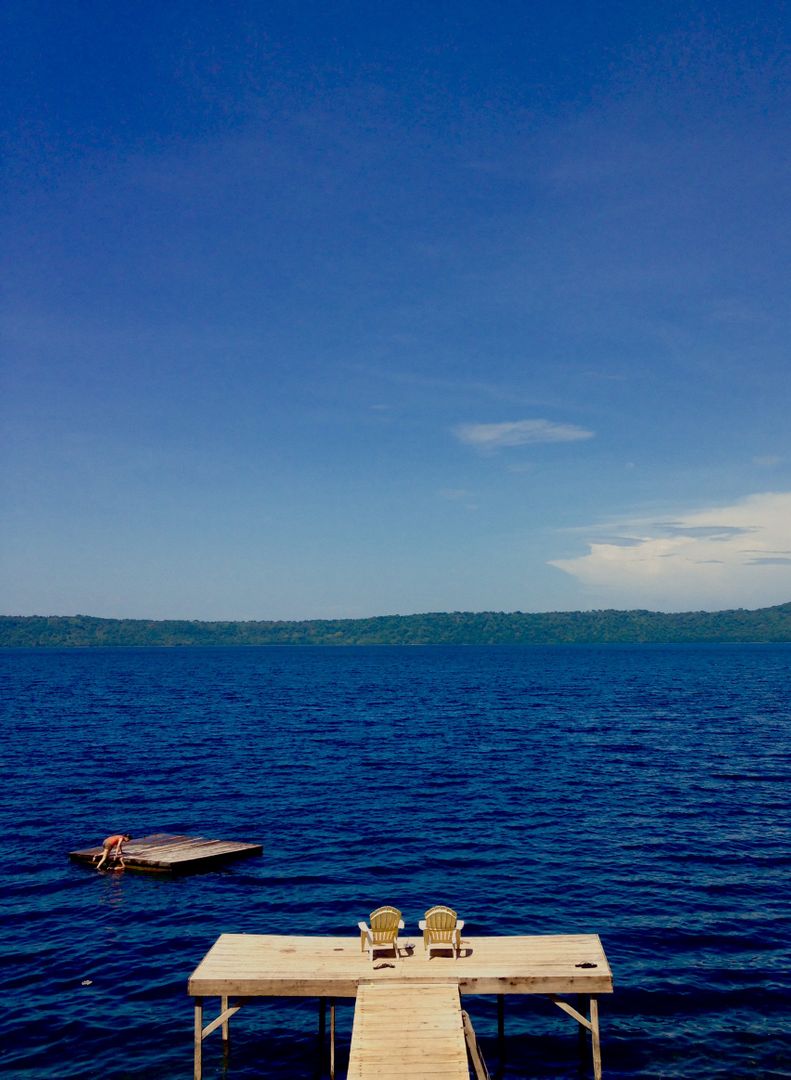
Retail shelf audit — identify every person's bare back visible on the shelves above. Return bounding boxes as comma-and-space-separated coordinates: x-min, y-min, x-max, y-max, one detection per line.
95, 833, 131, 870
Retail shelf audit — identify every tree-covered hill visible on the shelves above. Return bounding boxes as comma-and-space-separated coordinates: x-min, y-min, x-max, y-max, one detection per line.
1, 603, 790, 647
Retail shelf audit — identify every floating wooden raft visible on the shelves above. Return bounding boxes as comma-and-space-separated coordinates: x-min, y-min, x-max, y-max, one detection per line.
69, 833, 263, 874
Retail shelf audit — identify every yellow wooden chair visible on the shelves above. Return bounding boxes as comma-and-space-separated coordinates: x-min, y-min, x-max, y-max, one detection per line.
358, 905, 405, 960
419, 905, 465, 959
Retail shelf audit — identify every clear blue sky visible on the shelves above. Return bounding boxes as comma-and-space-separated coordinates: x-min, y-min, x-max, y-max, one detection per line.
2, 2, 790, 619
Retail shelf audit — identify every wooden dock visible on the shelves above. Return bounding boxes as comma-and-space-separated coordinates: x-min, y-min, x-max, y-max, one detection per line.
188, 933, 612, 1079
69, 833, 263, 873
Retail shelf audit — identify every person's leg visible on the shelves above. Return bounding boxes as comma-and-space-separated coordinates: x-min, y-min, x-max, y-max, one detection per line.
96, 846, 109, 870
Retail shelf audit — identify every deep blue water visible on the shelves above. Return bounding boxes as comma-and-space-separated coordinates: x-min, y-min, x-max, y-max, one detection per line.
1, 644, 790, 1079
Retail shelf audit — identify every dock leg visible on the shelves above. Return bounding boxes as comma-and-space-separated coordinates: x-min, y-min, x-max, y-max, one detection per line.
548, 994, 603, 1079
221, 995, 230, 1044
590, 996, 601, 1080
193, 998, 203, 1080
330, 999, 336, 1080
497, 994, 505, 1060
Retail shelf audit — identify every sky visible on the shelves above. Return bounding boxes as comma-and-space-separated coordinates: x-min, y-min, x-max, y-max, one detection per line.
2, 1, 790, 620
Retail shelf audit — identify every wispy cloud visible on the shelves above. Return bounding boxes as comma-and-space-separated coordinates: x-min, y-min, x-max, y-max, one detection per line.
438, 487, 479, 510
550, 492, 791, 610
454, 419, 595, 449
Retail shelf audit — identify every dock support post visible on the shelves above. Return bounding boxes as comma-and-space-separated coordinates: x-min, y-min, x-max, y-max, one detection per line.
497, 994, 505, 1058
549, 994, 603, 1080
221, 995, 230, 1044
590, 996, 601, 1080
330, 998, 336, 1080
193, 997, 203, 1080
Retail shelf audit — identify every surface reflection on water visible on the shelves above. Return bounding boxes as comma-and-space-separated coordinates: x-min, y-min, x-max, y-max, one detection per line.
1, 643, 789, 1078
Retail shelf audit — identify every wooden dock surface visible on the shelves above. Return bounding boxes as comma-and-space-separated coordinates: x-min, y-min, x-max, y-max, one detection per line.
69, 833, 263, 873
189, 934, 611, 1080
188, 932, 612, 997
347, 981, 469, 1080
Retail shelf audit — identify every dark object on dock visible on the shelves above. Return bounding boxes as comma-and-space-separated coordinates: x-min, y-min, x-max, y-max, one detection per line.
69, 833, 263, 874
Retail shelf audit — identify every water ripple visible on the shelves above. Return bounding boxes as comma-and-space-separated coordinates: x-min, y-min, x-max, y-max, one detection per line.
1, 643, 789, 1078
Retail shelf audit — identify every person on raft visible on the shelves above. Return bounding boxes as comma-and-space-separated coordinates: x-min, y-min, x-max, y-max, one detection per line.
95, 833, 131, 871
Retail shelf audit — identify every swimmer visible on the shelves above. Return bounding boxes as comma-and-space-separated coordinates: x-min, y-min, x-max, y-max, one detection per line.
95, 833, 131, 871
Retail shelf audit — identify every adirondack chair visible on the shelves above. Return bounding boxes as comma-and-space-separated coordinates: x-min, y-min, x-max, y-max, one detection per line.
358, 905, 405, 960
419, 905, 465, 958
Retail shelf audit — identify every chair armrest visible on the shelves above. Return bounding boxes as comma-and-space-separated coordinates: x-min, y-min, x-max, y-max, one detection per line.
359, 922, 372, 953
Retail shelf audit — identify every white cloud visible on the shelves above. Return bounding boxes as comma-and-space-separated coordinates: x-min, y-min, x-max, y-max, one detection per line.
550, 492, 791, 610
438, 488, 479, 510
454, 418, 594, 448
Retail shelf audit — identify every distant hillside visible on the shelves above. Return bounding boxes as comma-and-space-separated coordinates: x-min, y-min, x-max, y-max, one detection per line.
1, 603, 790, 647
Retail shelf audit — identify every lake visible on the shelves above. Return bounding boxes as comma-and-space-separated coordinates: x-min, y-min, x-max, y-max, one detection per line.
1, 644, 789, 1078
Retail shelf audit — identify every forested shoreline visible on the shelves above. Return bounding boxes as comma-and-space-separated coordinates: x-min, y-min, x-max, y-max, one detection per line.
2, 603, 790, 647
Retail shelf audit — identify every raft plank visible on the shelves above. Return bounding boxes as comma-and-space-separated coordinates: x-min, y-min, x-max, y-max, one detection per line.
69, 833, 263, 874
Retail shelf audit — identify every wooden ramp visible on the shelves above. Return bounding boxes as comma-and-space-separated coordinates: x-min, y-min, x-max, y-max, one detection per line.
348, 980, 470, 1080
69, 833, 263, 874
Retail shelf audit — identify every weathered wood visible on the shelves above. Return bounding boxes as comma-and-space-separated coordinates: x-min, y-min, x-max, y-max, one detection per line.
462, 1009, 491, 1080
193, 998, 203, 1080
591, 996, 602, 1080
188, 933, 613, 998
201, 1003, 241, 1040
188, 933, 613, 1080
330, 999, 336, 1080
220, 994, 230, 1044
549, 995, 592, 1031
69, 833, 263, 874
348, 981, 468, 1080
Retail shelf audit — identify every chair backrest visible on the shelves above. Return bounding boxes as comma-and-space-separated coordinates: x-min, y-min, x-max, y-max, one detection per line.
369, 906, 402, 942
424, 905, 458, 941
